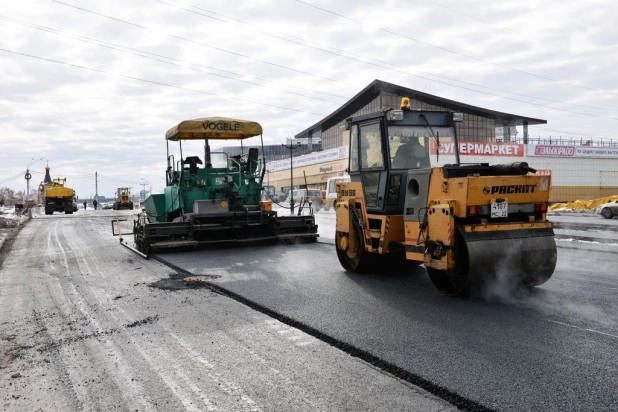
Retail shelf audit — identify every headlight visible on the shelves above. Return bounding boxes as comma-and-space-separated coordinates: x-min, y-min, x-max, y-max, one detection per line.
387, 110, 404, 121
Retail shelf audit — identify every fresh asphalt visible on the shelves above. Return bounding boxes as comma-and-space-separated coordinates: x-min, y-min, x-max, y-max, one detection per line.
156, 210, 618, 412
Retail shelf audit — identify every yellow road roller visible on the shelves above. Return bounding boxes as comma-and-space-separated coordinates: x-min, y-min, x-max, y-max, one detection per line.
335, 99, 556, 296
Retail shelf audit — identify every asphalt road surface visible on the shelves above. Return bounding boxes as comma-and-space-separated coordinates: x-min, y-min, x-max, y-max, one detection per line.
159, 211, 618, 412
0, 210, 455, 412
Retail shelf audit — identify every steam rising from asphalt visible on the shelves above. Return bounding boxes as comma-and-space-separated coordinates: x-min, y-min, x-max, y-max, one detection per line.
478, 242, 615, 329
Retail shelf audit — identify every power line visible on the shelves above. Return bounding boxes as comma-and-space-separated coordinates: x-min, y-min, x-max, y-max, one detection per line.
423, 0, 491, 23
5, 42, 618, 126
0, 171, 27, 185
30, 170, 96, 179
534, 126, 617, 139
0, 15, 342, 105
49, 1, 618, 118
0, 48, 330, 117
51, 0, 346, 86
98, 175, 145, 185
156, 0, 618, 114
292, 0, 618, 98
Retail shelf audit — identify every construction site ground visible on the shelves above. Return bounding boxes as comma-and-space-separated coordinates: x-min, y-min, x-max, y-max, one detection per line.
1, 208, 617, 411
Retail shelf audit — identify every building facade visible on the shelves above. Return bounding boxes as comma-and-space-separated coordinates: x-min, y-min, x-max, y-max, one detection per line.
218, 142, 322, 164
296, 80, 545, 150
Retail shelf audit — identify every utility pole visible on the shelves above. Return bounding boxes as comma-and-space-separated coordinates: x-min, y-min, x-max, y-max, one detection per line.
282, 141, 301, 214
95, 171, 98, 201
25, 158, 43, 202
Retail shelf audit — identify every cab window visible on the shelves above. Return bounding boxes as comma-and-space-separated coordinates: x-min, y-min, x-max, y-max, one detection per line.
360, 123, 384, 170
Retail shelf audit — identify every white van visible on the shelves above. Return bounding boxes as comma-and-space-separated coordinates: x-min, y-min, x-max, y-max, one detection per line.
325, 176, 350, 209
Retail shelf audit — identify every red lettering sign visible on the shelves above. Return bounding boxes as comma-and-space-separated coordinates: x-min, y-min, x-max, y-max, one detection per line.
533, 145, 575, 157
430, 142, 523, 157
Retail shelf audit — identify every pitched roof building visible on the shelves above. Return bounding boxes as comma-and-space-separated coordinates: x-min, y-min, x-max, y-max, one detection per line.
295, 79, 546, 150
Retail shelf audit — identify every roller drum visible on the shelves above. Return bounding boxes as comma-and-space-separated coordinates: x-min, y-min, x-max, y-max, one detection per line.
464, 231, 557, 286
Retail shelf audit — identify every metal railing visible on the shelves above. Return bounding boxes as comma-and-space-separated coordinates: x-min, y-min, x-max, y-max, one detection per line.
505, 137, 618, 147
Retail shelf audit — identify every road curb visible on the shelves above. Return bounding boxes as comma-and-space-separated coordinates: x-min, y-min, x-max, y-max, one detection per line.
555, 234, 618, 245
0, 232, 7, 251
552, 221, 618, 232
548, 212, 599, 218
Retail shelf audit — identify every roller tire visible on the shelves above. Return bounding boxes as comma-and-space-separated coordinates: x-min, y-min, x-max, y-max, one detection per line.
336, 213, 369, 272
601, 208, 613, 219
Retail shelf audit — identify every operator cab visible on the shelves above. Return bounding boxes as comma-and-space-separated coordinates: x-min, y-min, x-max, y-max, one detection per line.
345, 98, 462, 215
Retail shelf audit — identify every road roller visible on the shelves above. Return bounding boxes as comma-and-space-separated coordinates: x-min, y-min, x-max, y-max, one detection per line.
115, 117, 317, 256
334, 98, 556, 296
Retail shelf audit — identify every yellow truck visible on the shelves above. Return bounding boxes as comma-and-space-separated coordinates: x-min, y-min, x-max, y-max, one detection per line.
41, 165, 77, 215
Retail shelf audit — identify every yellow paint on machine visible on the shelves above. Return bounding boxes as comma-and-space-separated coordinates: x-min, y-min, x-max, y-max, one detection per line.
427, 169, 551, 217
404, 222, 424, 262
426, 202, 455, 246
363, 214, 404, 253
467, 175, 551, 205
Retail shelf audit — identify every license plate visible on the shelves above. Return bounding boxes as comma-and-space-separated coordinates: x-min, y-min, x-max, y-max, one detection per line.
491, 201, 508, 218
215, 177, 225, 185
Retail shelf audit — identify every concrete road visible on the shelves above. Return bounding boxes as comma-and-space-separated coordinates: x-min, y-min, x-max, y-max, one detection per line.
0, 210, 455, 411
160, 211, 618, 412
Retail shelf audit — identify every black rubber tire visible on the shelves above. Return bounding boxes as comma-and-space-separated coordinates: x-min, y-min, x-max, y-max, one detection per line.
601, 208, 613, 219
65, 211, 73, 215
335, 214, 369, 272
426, 232, 471, 297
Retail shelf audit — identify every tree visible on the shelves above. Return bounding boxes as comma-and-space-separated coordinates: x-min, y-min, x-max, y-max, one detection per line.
0, 187, 15, 200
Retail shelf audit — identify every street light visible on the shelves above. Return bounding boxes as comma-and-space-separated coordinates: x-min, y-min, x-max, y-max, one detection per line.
25, 158, 43, 201
140, 179, 150, 203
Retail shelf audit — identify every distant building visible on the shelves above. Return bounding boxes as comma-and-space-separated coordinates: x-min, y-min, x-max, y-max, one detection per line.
295, 79, 546, 150
217, 142, 323, 164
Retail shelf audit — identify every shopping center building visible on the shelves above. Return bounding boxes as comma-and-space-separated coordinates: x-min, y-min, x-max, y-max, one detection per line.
266, 79, 548, 193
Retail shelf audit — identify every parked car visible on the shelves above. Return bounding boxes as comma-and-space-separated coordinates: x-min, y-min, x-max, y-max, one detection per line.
102, 202, 114, 210
596, 200, 618, 219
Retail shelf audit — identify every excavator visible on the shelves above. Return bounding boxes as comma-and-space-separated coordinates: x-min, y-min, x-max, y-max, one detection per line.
335, 98, 556, 296
116, 117, 318, 255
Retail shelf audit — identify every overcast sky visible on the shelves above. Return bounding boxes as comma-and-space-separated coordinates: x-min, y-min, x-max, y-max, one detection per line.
1, 0, 617, 198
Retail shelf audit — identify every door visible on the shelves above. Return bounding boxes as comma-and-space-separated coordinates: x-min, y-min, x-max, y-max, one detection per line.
358, 121, 388, 213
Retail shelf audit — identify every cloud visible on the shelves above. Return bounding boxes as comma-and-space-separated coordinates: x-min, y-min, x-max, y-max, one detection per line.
0, 0, 617, 196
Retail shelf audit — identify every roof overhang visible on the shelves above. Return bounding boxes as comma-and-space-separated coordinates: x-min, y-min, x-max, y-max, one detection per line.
295, 80, 547, 139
